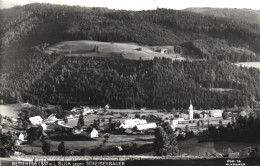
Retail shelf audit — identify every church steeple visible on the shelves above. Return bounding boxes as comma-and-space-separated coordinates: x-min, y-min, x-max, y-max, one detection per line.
188, 99, 193, 120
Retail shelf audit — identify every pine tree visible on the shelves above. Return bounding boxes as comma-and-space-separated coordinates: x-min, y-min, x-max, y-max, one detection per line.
162, 122, 179, 156
42, 141, 51, 154
153, 126, 170, 156
58, 141, 66, 155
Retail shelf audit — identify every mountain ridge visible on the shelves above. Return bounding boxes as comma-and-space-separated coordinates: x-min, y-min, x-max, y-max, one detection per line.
185, 7, 260, 26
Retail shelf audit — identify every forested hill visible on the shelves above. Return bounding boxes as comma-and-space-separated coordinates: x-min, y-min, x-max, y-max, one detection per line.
1, 4, 260, 109
1, 3, 260, 64
185, 7, 260, 26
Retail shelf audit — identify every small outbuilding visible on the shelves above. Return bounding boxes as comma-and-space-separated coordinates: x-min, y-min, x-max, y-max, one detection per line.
90, 128, 98, 138
136, 123, 157, 131
18, 133, 25, 142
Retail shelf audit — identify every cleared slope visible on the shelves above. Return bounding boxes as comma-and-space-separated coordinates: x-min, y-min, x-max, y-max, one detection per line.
45, 40, 185, 60
235, 62, 260, 70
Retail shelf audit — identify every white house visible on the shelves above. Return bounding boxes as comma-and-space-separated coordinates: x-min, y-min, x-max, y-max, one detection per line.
72, 128, 84, 134
29, 116, 43, 126
120, 119, 147, 129
160, 49, 168, 54
18, 133, 25, 142
90, 128, 98, 138
41, 123, 47, 130
209, 110, 223, 117
136, 123, 157, 131
82, 106, 94, 115
44, 114, 58, 123
15, 133, 25, 146
70, 107, 82, 113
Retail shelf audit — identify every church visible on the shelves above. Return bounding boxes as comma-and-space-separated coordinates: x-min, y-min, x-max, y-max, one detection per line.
188, 100, 194, 120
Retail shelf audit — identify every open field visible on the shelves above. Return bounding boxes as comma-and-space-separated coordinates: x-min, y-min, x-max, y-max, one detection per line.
45, 40, 185, 60
0, 104, 22, 117
235, 62, 260, 70
20, 134, 155, 154
179, 138, 260, 156
209, 88, 233, 92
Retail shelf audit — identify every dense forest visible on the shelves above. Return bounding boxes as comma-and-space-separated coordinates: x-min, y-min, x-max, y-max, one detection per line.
1, 48, 260, 109
1, 4, 260, 109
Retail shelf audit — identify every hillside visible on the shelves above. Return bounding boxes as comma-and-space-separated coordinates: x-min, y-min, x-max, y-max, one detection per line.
0, 4, 260, 109
1, 3, 260, 65
45, 40, 184, 60
235, 62, 260, 70
185, 7, 260, 26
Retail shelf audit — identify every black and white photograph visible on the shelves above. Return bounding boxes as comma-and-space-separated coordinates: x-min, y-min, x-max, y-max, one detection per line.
0, 0, 260, 165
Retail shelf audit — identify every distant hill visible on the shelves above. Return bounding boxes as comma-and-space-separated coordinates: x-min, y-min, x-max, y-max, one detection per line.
185, 7, 260, 26
0, 0, 20, 9
1, 3, 260, 66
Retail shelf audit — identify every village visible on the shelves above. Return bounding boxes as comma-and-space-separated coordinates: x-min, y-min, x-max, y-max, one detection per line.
1, 100, 258, 157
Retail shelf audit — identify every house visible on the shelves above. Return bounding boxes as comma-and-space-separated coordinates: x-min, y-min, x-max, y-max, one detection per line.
200, 111, 208, 118
240, 110, 247, 117
120, 119, 147, 129
29, 116, 43, 126
44, 114, 58, 123
18, 133, 25, 142
209, 110, 223, 117
160, 49, 168, 54
81, 106, 94, 115
72, 127, 84, 135
90, 128, 98, 138
135, 123, 157, 131
41, 123, 47, 130
15, 133, 25, 146
21, 101, 33, 108
70, 107, 82, 113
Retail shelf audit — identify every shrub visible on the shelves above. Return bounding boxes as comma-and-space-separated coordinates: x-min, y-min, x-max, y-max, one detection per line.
194, 113, 200, 119
222, 112, 228, 120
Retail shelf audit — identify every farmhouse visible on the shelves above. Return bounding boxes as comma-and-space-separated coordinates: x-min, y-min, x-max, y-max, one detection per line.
90, 128, 99, 138
120, 119, 147, 129
44, 114, 58, 123
81, 106, 94, 115
72, 127, 84, 135
209, 110, 223, 117
70, 107, 82, 113
135, 123, 157, 131
29, 116, 43, 126
160, 49, 168, 54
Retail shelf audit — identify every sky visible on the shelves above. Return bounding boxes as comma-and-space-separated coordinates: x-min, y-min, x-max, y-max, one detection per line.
3, 0, 260, 10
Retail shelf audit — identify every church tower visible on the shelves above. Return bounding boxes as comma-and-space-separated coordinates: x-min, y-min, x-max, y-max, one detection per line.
188, 100, 193, 120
